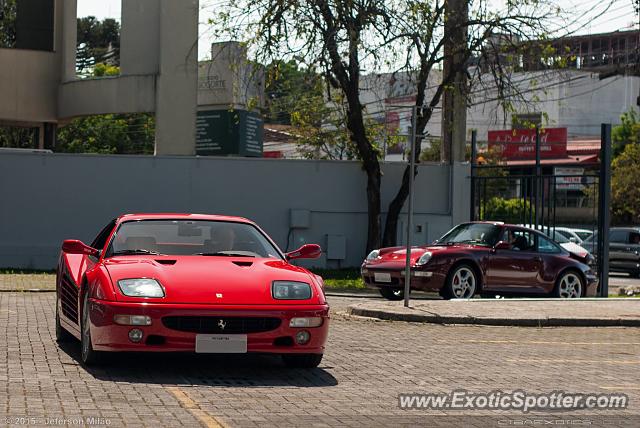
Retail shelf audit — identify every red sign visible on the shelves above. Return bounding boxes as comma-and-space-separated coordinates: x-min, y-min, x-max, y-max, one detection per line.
488, 128, 567, 160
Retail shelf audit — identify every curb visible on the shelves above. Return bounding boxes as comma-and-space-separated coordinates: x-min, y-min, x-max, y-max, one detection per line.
0, 289, 55, 293
347, 306, 640, 327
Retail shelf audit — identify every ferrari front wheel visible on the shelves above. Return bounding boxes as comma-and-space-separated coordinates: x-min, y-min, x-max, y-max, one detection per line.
282, 353, 323, 368
80, 292, 103, 366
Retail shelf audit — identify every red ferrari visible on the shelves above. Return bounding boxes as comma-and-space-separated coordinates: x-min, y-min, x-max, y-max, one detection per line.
55, 213, 329, 368
361, 222, 598, 300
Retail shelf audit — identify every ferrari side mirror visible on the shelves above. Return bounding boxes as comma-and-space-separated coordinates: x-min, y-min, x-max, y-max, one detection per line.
62, 239, 99, 257
286, 244, 322, 260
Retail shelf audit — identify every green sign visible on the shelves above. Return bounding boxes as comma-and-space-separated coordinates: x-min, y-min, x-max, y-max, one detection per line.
196, 109, 263, 157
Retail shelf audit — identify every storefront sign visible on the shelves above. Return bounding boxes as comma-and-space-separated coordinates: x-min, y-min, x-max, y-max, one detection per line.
488, 128, 567, 160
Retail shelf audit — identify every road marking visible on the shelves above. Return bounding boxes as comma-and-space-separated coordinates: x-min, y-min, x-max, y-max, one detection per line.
453, 339, 640, 346
506, 358, 640, 365
599, 386, 640, 390
167, 386, 226, 428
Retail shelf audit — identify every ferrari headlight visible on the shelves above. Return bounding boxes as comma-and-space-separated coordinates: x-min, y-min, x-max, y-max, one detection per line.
366, 249, 380, 261
117, 278, 165, 298
272, 281, 312, 300
415, 251, 432, 266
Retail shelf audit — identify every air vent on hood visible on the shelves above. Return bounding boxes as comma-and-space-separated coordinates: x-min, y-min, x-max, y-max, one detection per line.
232, 261, 253, 267
155, 259, 177, 265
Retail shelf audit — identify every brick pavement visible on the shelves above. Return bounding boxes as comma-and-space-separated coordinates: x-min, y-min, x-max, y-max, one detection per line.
0, 293, 638, 427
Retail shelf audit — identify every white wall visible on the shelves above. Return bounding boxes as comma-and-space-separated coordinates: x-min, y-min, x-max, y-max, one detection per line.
0, 153, 469, 269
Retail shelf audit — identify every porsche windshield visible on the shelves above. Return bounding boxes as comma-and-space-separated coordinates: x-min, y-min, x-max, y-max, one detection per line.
106, 220, 282, 258
437, 223, 501, 246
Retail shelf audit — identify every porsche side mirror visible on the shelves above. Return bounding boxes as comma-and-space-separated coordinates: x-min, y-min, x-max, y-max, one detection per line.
62, 239, 99, 257
493, 241, 512, 251
286, 244, 322, 260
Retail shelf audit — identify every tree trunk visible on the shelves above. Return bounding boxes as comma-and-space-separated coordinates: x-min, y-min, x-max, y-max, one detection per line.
382, 165, 411, 247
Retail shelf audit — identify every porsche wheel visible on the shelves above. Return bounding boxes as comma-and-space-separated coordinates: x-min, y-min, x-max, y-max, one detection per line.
55, 304, 74, 343
80, 292, 103, 366
442, 264, 477, 299
379, 287, 404, 301
554, 271, 583, 298
282, 353, 323, 368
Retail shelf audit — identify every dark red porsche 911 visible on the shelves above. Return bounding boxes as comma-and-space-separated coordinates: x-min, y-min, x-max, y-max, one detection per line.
361, 222, 598, 300
56, 213, 329, 368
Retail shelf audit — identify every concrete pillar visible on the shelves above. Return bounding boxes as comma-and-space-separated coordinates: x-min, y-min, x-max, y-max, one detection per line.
120, 0, 159, 76
154, 0, 199, 156
60, 0, 77, 82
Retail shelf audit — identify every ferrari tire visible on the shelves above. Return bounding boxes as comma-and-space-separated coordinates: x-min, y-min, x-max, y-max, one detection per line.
553, 270, 584, 298
55, 305, 74, 343
282, 353, 323, 368
80, 291, 103, 366
379, 287, 404, 300
442, 264, 477, 299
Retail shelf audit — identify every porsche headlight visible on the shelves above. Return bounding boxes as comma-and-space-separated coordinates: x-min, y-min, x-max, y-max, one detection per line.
272, 281, 312, 300
117, 278, 165, 298
366, 249, 380, 261
415, 251, 433, 266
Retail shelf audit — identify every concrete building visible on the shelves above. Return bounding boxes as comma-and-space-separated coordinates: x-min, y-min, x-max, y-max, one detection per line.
0, 0, 199, 155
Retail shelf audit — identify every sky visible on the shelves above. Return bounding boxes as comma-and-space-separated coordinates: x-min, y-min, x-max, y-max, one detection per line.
77, 0, 639, 60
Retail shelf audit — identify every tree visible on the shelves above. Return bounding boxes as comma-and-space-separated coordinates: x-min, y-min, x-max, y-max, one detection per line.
76, 16, 120, 75
611, 143, 640, 225
0, 0, 16, 48
612, 109, 640, 157
55, 113, 155, 155
214, 0, 562, 253
265, 60, 324, 125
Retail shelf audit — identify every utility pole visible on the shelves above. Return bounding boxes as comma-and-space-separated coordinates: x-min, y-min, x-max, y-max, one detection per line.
403, 106, 418, 308
441, 0, 468, 164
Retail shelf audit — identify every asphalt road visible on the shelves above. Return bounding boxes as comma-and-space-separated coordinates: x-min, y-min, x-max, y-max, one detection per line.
0, 292, 638, 427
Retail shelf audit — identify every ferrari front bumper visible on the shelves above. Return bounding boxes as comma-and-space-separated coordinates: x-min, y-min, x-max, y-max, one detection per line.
88, 298, 329, 354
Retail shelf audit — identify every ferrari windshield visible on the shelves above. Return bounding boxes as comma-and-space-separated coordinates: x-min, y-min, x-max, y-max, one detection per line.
437, 223, 502, 246
106, 220, 282, 258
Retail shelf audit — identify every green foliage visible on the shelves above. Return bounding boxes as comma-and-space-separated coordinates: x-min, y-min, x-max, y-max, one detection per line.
76, 16, 120, 75
55, 114, 155, 155
612, 109, 640, 157
0, 0, 16, 48
265, 60, 323, 125
93, 63, 120, 77
309, 268, 365, 290
611, 143, 640, 225
0, 126, 35, 148
480, 197, 531, 224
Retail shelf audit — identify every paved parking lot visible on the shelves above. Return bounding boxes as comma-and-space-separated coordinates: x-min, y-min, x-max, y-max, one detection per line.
1, 292, 639, 427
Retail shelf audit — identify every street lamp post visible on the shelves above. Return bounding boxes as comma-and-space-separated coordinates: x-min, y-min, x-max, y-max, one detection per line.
403, 106, 418, 308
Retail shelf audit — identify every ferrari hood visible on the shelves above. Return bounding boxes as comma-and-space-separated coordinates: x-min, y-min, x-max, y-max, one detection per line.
104, 256, 322, 305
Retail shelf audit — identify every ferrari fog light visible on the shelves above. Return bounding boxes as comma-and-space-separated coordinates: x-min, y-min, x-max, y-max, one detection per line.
114, 315, 152, 326
295, 330, 311, 345
128, 329, 144, 343
289, 317, 323, 328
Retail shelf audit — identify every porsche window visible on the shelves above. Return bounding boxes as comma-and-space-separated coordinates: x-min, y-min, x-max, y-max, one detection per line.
105, 220, 282, 258
437, 223, 502, 246
537, 235, 562, 253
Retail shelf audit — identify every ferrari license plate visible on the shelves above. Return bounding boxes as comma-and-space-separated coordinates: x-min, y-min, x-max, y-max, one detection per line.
195, 334, 247, 353
374, 272, 392, 283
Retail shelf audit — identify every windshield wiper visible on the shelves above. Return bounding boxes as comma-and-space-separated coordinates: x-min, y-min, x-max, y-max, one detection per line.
194, 251, 256, 257
456, 240, 489, 246
112, 249, 164, 256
